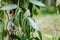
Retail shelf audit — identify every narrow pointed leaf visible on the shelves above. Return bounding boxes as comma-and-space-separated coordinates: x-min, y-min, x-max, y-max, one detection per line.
0, 23, 3, 32
29, 0, 45, 7
0, 4, 18, 10
0, 33, 3, 40
28, 17, 40, 31
38, 31, 42, 40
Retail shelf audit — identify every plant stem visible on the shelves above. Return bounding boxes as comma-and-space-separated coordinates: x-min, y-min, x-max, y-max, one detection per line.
0, 0, 1, 7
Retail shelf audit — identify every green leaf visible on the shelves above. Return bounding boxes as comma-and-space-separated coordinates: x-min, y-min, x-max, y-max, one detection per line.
0, 11, 4, 20
35, 5, 40, 9
38, 31, 42, 40
22, 34, 26, 40
29, 0, 45, 7
0, 23, 3, 32
2, 30, 7, 37
58, 37, 60, 40
28, 17, 40, 31
0, 4, 18, 10
33, 9, 39, 15
0, 33, 3, 40
14, 9, 21, 26
24, 9, 30, 17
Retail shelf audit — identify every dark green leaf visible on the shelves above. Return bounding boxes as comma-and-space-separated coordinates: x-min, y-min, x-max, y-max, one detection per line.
58, 37, 60, 40
35, 5, 40, 9
10, 34, 21, 40
2, 30, 7, 37
22, 34, 26, 40
28, 3, 33, 17
33, 9, 39, 15
38, 31, 42, 40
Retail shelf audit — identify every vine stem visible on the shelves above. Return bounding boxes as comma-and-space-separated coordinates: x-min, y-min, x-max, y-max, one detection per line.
53, 7, 59, 40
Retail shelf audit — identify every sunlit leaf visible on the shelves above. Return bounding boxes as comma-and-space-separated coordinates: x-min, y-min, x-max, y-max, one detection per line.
24, 9, 30, 17
28, 17, 40, 31
29, 0, 45, 7
0, 4, 18, 10
56, 0, 60, 6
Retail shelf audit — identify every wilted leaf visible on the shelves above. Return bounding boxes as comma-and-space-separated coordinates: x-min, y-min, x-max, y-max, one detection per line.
0, 4, 18, 10
24, 9, 30, 17
28, 17, 40, 31
29, 0, 45, 7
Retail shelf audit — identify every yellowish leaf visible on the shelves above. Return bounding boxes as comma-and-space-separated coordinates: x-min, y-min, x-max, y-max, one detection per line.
56, 0, 60, 7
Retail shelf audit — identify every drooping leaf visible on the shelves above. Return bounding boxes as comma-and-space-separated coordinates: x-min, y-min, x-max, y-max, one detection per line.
0, 4, 18, 10
28, 17, 40, 31
38, 31, 42, 40
0, 23, 3, 32
24, 9, 30, 17
29, 0, 45, 7
14, 9, 21, 26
